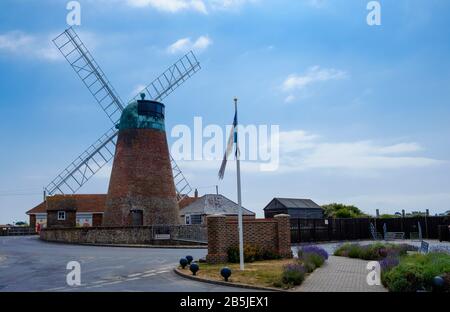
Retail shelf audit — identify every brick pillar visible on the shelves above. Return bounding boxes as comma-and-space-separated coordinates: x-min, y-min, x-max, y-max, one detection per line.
275, 214, 292, 258
206, 215, 228, 264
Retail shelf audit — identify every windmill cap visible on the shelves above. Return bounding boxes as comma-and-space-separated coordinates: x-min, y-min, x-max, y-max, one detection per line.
118, 99, 165, 131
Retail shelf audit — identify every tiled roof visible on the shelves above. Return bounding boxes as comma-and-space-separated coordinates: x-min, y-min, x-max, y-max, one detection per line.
27, 194, 107, 214
178, 196, 198, 209
180, 194, 255, 216
266, 198, 323, 210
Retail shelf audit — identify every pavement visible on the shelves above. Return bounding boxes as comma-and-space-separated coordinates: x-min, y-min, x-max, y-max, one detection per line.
295, 256, 387, 292
0, 236, 248, 292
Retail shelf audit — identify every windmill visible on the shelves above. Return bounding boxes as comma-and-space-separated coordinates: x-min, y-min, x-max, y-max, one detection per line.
45, 27, 200, 205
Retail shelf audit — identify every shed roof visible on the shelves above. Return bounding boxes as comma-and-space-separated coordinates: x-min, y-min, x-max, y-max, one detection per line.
27, 195, 107, 214
264, 198, 323, 210
180, 194, 255, 216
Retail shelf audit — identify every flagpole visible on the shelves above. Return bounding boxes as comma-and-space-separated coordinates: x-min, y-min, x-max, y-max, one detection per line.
234, 97, 244, 271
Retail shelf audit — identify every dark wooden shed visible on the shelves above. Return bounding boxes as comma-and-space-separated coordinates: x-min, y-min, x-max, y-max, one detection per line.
264, 198, 324, 219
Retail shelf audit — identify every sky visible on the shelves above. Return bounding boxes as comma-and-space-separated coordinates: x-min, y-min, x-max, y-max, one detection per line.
1, 0, 450, 224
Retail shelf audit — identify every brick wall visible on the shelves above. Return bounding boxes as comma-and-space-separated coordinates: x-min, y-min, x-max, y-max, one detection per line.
29, 215, 36, 230
47, 211, 76, 229
92, 213, 103, 226
206, 214, 292, 264
103, 128, 179, 226
40, 225, 206, 245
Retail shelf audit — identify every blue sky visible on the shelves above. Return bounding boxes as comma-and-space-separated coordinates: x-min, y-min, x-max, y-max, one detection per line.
1, 0, 450, 223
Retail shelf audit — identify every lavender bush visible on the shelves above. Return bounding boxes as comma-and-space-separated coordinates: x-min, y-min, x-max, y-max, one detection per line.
380, 256, 400, 272
281, 263, 306, 286
298, 245, 329, 260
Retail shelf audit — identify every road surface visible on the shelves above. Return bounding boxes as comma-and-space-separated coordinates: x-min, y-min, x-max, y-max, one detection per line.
0, 236, 247, 292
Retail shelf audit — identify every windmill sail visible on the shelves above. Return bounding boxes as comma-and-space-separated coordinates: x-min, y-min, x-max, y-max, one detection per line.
53, 27, 124, 125
46, 28, 199, 201
130, 51, 201, 103
45, 127, 118, 195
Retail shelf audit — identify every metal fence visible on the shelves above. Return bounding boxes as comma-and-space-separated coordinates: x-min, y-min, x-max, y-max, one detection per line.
291, 216, 450, 243
0, 227, 36, 236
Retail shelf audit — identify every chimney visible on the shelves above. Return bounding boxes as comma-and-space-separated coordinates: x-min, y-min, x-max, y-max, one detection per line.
194, 188, 199, 198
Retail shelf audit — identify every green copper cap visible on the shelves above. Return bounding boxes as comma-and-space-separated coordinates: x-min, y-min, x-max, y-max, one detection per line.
118, 96, 165, 131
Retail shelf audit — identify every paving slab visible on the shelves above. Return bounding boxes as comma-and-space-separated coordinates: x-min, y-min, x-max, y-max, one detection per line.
295, 256, 387, 292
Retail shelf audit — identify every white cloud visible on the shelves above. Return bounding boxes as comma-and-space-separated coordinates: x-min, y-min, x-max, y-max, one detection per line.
126, 0, 207, 14
167, 35, 212, 54
0, 31, 62, 61
124, 0, 258, 14
278, 132, 442, 171
284, 95, 295, 103
209, 0, 258, 10
282, 66, 348, 92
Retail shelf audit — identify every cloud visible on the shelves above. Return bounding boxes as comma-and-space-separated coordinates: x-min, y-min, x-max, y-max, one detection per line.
282, 66, 348, 92
167, 35, 212, 54
126, 0, 207, 14
277, 131, 442, 171
284, 95, 295, 103
124, 0, 258, 14
0, 31, 61, 61
209, 0, 258, 10
168, 127, 443, 175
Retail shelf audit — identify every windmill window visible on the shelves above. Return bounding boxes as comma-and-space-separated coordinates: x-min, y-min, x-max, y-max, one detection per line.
57, 211, 66, 221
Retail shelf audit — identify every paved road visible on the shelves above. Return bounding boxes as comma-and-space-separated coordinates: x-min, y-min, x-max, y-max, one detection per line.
0, 236, 246, 292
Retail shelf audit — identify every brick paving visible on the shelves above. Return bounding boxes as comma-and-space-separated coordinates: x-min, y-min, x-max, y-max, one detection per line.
294, 256, 387, 292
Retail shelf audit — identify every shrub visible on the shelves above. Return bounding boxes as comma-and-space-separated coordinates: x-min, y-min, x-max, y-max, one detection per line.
227, 245, 281, 263
227, 247, 240, 263
382, 252, 450, 292
380, 257, 400, 273
334, 243, 417, 261
303, 260, 316, 273
304, 253, 325, 268
281, 263, 306, 286
298, 245, 329, 260
262, 248, 282, 260
348, 244, 362, 258
382, 263, 425, 292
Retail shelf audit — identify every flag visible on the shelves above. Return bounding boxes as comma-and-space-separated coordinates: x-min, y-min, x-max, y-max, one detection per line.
218, 110, 237, 180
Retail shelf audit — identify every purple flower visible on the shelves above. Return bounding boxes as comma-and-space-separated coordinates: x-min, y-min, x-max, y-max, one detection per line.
380, 256, 400, 272
299, 245, 329, 260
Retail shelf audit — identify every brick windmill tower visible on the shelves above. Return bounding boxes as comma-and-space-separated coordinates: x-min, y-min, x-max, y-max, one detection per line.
46, 28, 200, 226
103, 95, 179, 226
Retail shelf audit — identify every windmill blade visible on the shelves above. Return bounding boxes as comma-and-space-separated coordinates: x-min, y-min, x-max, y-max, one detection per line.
49, 31, 199, 200
53, 27, 125, 125
170, 156, 193, 202
130, 51, 201, 103
45, 127, 118, 195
